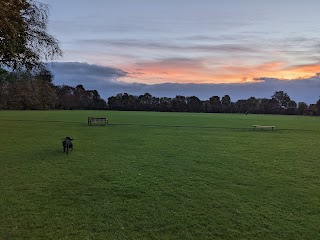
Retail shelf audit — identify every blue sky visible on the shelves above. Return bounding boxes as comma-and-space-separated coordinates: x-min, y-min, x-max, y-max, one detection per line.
42, 0, 320, 103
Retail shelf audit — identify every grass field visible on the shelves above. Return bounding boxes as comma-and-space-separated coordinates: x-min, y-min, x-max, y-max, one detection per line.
1, 111, 319, 239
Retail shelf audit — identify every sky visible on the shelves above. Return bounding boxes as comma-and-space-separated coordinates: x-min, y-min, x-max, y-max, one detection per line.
41, 0, 320, 103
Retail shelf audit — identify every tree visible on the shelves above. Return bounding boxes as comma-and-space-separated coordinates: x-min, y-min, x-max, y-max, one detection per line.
272, 91, 291, 109
286, 100, 297, 115
139, 93, 154, 111
234, 99, 247, 113
307, 104, 318, 116
316, 99, 320, 116
209, 96, 221, 112
186, 96, 202, 112
0, 0, 62, 71
172, 95, 187, 112
159, 97, 172, 112
55, 84, 106, 110
0, 70, 57, 109
221, 95, 231, 112
298, 102, 308, 115
246, 97, 259, 113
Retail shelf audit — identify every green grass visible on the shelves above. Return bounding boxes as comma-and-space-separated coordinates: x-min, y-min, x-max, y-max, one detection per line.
1, 111, 319, 239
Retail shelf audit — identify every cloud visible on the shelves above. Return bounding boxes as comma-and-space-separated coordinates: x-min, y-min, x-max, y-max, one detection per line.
122, 59, 318, 84
286, 63, 320, 74
48, 62, 320, 104
73, 35, 320, 81
78, 39, 258, 54
48, 62, 128, 85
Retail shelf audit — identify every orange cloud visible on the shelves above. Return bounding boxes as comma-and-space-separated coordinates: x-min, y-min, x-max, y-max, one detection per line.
119, 60, 320, 84
285, 63, 320, 75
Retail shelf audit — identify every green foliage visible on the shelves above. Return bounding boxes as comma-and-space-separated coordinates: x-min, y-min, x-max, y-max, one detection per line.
0, 0, 62, 70
1, 111, 320, 239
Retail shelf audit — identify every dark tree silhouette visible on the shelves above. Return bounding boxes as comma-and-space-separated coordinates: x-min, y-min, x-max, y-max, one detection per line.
107, 91, 319, 116
172, 95, 187, 112
272, 91, 291, 109
0, 0, 62, 71
186, 96, 202, 112
221, 95, 231, 112
209, 96, 221, 113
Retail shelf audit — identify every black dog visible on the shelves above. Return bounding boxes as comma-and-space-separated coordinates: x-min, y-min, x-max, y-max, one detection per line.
62, 137, 73, 154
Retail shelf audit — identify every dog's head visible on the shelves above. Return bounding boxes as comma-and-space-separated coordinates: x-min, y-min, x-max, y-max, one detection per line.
64, 137, 73, 141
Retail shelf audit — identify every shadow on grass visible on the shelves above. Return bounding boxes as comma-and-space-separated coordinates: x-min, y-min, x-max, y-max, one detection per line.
0, 118, 314, 132
34, 147, 78, 163
111, 123, 316, 132
36, 147, 66, 157
111, 123, 272, 131
0, 118, 83, 124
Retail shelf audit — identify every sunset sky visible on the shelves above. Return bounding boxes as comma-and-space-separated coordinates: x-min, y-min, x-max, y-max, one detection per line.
41, 0, 320, 102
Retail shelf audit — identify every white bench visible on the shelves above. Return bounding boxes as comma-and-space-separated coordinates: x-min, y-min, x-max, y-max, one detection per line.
253, 125, 275, 131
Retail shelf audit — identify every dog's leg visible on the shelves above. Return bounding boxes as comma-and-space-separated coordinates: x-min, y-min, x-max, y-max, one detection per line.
66, 145, 69, 154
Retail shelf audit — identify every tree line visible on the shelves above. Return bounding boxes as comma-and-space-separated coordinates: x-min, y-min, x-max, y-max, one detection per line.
108, 92, 320, 116
0, 69, 106, 110
1, 68, 319, 115
1, 1, 319, 115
